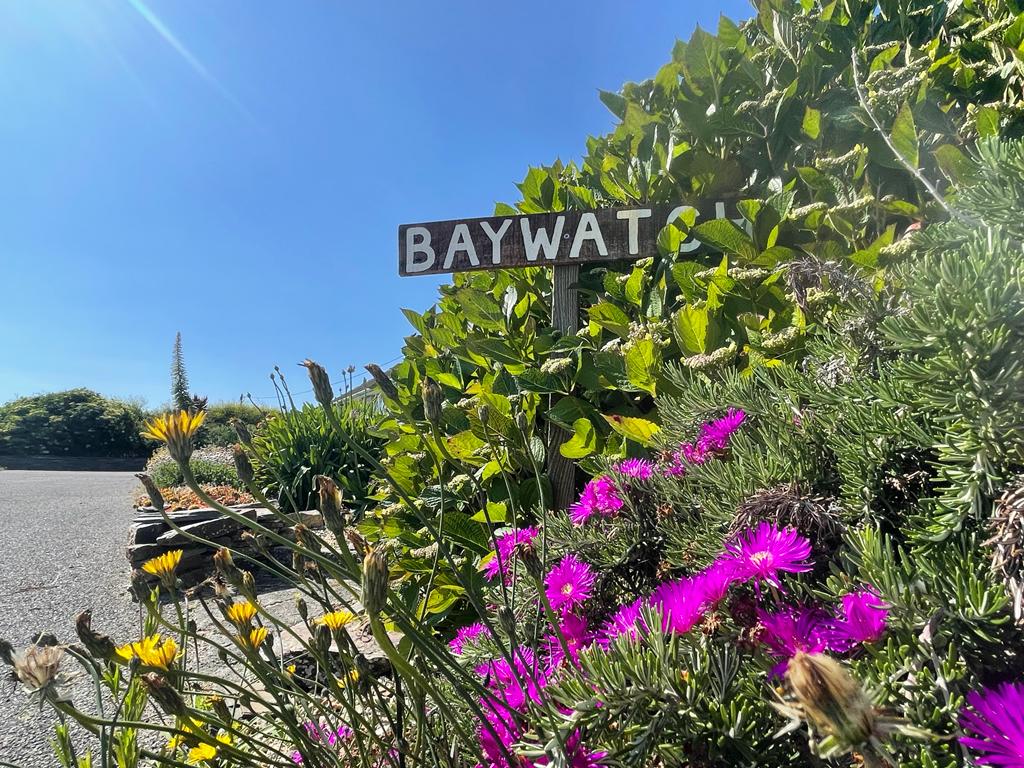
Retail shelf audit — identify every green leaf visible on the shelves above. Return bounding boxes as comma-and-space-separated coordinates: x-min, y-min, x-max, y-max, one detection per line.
560, 417, 598, 459
624, 267, 645, 306
458, 288, 506, 331
465, 338, 524, 367
976, 106, 1000, 138
802, 105, 821, 140
691, 219, 758, 260
624, 338, 660, 395
546, 396, 598, 430
598, 90, 627, 119
890, 102, 919, 168
440, 512, 490, 555
673, 304, 709, 354
445, 430, 486, 461
470, 500, 508, 524
934, 144, 974, 184
588, 302, 631, 338
602, 414, 660, 446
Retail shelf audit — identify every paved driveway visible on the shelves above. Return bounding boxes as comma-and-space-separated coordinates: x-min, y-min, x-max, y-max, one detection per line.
0, 470, 139, 768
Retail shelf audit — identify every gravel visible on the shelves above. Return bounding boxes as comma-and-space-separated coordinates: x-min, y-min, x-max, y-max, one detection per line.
0, 470, 139, 768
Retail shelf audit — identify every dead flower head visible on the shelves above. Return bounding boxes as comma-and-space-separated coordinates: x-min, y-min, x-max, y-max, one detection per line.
12, 644, 70, 702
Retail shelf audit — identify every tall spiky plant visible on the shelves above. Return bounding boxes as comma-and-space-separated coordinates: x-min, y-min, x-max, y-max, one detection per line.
171, 332, 191, 412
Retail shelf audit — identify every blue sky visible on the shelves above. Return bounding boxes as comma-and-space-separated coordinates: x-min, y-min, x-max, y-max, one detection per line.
0, 0, 749, 408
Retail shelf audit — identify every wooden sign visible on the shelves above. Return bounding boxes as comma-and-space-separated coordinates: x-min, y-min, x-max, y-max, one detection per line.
398, 200, 744, 277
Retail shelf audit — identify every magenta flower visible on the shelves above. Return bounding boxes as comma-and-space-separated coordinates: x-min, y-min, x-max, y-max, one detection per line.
484, 526, 539, 582
692, 557, 739, 606
545, 613, 593, 668
291, 752, 303, 765
534, 731, 608, 768
680, 442, 710, 465
449, 622, 488, 655
478, 707, 523, 768
476, 647, 546, 710
959, 682, 1024, 767
650, 577, 706, 635
829, 589, 888, 650
698, 408, 746, 452
614, 457, 655, 480
545, 555, 597, 613
758, 604, 832, 675
569, 476, 624, 524
601, 598, 647, 645
724, 521, 812, 593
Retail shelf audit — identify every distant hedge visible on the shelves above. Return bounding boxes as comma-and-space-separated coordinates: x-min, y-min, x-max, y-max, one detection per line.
195, 402, 267, 448
0, 388, 149, 457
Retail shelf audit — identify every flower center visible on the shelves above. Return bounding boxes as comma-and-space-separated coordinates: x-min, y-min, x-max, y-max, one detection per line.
749, 551, 774, 568
561, 584, 574, 595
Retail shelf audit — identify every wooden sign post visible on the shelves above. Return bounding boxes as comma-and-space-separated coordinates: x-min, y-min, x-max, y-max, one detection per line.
399, 200, 744, 509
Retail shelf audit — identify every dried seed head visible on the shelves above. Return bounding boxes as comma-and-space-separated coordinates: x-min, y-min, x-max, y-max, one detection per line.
231, 444, 255, 485
361, 547, 389, 616
786, 652, 875, 748
75, 611, 116, 660
346, 529, 370, 558
316, 475, 346, 537
213, 547, 240, 582
301, 359, 335, 410
12, 644, 67, 699
421, 377, 443, 427
365, 364, 400, 402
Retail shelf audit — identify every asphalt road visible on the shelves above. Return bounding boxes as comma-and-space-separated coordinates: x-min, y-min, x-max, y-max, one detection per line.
0, 470, 139, 768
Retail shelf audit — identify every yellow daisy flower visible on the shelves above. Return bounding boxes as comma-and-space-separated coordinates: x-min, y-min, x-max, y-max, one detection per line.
142, 410, 206, 463
238, 626, 268, 649
118, 634, 178, 670
187, 742, 217, 764
142, 550, 183, 587
316, 610, 356, 631
225, 600, 258, 628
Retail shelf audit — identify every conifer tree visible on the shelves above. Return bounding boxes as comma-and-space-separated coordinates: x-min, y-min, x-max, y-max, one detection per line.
171, 332, 191, 412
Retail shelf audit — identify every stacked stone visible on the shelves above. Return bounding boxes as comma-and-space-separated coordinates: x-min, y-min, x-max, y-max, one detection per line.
126, 505, 324, 587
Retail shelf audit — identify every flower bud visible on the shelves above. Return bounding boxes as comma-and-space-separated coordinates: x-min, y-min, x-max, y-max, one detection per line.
346, 529, 370, 558
230, 417, 252, 445
295, 595, 308, 622
315, 623, 332, 654
421, 377, 443, 427
365, 364, 400, 402
134, 473, 165, 512
517, 540, 544, 581
515, 412, 529, 433
315, 475, 346, 537
75, 611, 116, 660
231, 444, 255, 485
498, 606, 517, 639
301, 359, 335, 410
240, 570, 257, 601
786, 652, 875, 749
361, 548, 389, 616
477, 405, 490, 428
141, 673, 188, 717
208, 694, 231, 723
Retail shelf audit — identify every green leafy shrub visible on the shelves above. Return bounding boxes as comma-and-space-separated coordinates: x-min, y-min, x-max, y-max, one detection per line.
359, 0, 1024, 619
248, 399, 383, 512
0, 388, 148, 457
145, 445, 240, 489
194, 402, 266, 447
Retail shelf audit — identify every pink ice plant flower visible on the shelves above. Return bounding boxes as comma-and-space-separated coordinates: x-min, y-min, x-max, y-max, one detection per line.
545, 554, 597, 613
650, 576, 707, 634
758, 604, 832, 675
614, 457, 655, 480
724, 521, 812, 594
569, 475, 624, 525
601, 598, 647, 645
829, 588, 888, 651
544, 613, 593, 669
698, 408, 746, 451
449, 622, 488, 655
691, 557, 739, 606
484, 526, 540, 582
959, 682, 1024, 767
476, 647, 546, 711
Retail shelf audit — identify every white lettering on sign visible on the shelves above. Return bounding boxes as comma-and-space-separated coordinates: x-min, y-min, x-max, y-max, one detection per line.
443, 223, 479, 269
521, 216, 565, 262
480, 219, 512, 265
569, 212, 608, 260
716, 201, 750, 232
616, 208, 652, 254
405, 226, 436, 273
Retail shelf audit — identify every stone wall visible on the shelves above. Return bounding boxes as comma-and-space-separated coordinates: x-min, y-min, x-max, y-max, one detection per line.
127, 505, 323, 587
